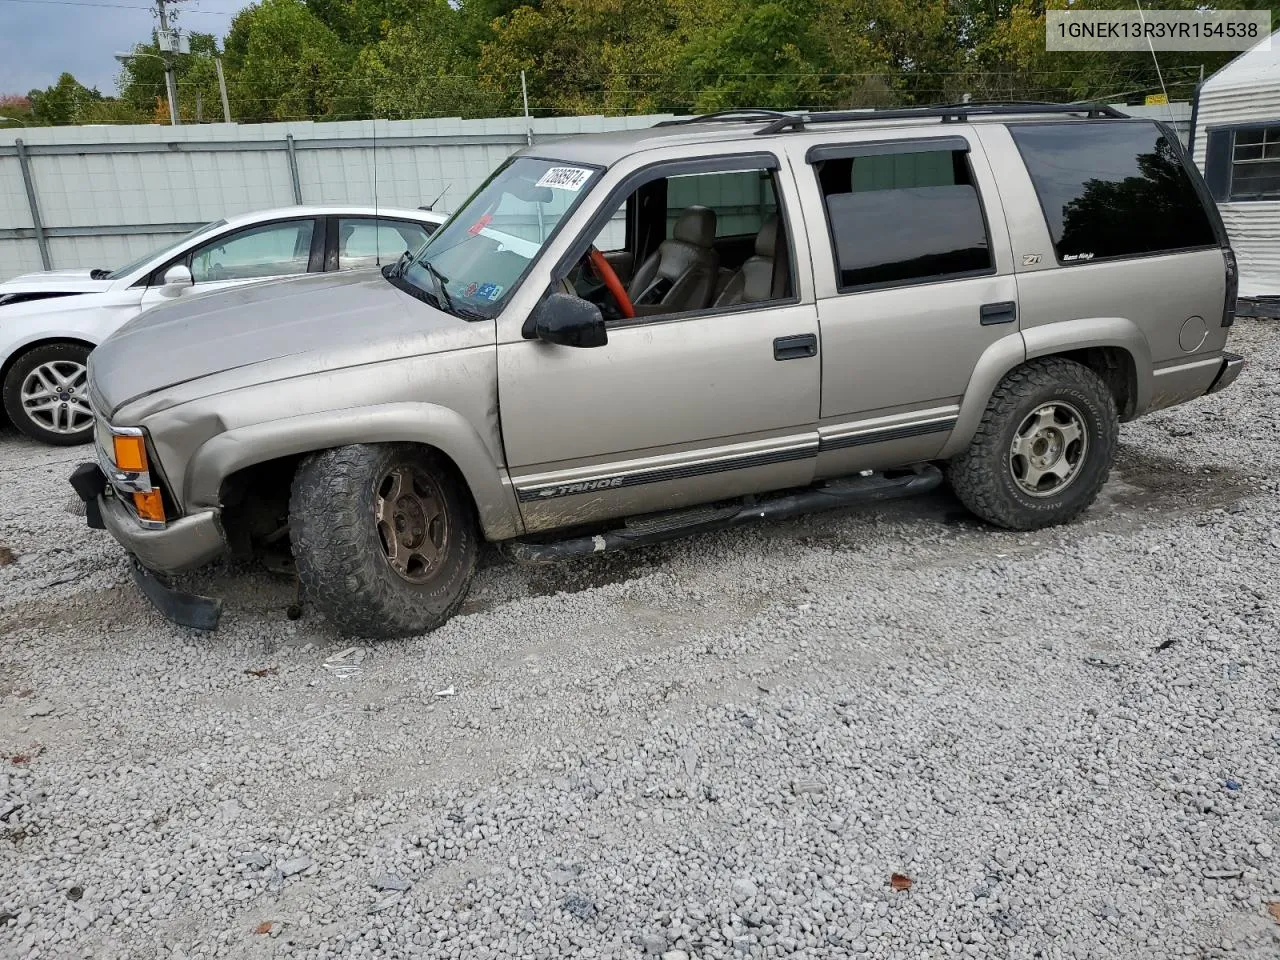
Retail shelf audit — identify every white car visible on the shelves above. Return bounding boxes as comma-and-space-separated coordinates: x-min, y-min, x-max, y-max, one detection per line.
0, 205, 446, 445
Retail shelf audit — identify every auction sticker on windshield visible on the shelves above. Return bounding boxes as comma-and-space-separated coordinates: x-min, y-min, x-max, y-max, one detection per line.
536, 166, 592, 191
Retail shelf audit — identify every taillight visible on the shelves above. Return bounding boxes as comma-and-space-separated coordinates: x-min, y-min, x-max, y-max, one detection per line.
1222, 247, 1238, 328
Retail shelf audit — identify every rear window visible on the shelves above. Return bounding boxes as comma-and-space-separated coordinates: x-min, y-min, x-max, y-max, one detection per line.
1010, 121, 1216, 264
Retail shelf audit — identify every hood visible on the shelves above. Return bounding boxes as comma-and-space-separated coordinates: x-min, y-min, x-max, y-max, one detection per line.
0, 268, 114, 295
90, 268, 476, 417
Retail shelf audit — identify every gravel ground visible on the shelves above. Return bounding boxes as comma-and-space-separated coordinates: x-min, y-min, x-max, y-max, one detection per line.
1, 319, 1278, 960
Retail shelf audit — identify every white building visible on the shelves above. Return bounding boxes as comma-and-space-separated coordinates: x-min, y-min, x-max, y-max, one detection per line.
1192, 28, 1280, 316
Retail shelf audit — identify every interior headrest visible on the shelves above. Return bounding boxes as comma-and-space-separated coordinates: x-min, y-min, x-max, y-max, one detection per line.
672, 206, 716, 247
755, 215, 779, 259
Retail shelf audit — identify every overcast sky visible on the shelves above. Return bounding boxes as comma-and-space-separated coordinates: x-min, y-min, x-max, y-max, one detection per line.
0, 0, 244, 96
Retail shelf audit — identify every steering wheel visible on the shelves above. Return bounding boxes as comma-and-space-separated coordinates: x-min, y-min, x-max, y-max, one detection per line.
582, 247, 635, 319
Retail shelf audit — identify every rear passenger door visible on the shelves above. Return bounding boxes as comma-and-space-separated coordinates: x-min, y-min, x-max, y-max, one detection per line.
794, 133, 1019, 478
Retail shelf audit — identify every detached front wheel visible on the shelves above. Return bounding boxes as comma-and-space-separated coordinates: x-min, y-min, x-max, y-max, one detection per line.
947, 358, 1118, 530
290, 443, 478, 638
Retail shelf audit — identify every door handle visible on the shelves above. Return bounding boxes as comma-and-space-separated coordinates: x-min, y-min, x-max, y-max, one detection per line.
774, 333, 818, 361
980, 301, 1017, 325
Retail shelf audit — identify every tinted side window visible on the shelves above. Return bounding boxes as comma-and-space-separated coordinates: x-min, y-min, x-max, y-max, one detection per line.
814, 149, 992, 290
1010, 121, 1216, 263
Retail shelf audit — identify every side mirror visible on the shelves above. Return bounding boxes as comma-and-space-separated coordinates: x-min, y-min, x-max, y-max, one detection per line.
526, 292, 608, 348
160, 264, 193, 296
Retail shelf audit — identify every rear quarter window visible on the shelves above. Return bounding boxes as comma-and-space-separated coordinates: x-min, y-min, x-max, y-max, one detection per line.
1010, 120, 1217, 264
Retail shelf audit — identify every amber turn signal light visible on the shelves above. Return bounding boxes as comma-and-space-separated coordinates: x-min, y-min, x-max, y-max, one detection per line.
132, 489, 165, 523
113, 434, 148, 473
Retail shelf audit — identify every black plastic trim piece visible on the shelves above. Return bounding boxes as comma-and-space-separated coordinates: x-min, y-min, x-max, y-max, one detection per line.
979, 300, 1017, 325
653, 110, 793, 128
506, 465, 944, 561
774, 333, 818, 360
128, 554, 222, 631
69, 462, 108, 530
515, 442, 817, 502
755, 102, 1126, 135
805, 136, 970, 164
820, 418, 957, 452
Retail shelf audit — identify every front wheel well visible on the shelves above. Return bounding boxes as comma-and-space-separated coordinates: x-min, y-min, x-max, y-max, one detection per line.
1043, 346, 1138, 420
0, 336, 97, 388
218, 442, 480, 559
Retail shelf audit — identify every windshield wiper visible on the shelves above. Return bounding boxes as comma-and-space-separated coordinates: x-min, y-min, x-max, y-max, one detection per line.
90, 268, 111, 280
421, 259, 456, 314
383, 250, 412, 280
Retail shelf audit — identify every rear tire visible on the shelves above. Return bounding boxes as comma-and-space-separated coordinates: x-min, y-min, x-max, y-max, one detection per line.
289, 443, 478, 638
2, 342, 95, 446
947, 358, 1118, 530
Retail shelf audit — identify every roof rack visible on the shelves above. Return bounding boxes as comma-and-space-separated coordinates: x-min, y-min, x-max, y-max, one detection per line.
653, 110, 795, 128
754, 101, 1127, 134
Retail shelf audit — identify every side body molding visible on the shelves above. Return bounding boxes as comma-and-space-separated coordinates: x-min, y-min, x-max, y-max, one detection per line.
184, 402, 524, 541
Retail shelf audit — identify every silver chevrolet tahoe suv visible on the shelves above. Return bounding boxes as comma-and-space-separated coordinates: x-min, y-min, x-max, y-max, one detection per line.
71, 104, 1245, 638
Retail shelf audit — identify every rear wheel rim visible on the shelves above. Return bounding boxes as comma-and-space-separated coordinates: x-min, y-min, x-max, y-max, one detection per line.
1009, 401, 1088, 498
374, 465, 449, 584
20, 360, 93, 435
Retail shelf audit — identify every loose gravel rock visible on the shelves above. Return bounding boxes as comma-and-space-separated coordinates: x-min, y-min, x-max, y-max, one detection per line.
1, 320, 1278, 959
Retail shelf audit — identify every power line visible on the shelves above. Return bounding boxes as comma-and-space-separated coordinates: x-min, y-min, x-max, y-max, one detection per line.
0, 0, 232, 12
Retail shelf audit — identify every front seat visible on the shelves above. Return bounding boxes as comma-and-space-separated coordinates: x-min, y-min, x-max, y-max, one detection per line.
714, 215, 789, 307
627, 206, 720, 313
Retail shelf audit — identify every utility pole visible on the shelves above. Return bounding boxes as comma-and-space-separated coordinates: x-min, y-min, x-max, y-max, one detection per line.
215, 57, 232, 123
156, 0, 180, 125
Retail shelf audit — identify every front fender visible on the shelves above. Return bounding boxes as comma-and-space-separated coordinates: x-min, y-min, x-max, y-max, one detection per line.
184, 402, 523, 541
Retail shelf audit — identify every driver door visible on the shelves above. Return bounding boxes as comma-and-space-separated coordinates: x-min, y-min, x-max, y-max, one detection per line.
140, 217, 322, 307
498, 154, 822, 534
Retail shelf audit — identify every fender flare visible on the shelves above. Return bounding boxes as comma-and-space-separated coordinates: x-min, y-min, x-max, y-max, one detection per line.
185, 402, 524, 541
937, 317, 1150, 460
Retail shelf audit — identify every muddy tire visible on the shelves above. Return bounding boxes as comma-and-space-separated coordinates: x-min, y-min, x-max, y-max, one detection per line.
947, 358, 1118, 531
289, 443, 478, 638
2, 342, 95, 446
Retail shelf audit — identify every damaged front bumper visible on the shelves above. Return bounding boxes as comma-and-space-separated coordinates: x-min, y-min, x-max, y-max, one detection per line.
69, 462, 223, 631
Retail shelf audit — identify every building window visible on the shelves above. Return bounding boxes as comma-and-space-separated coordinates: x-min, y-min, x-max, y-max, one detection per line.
1230, 126, 1280, 200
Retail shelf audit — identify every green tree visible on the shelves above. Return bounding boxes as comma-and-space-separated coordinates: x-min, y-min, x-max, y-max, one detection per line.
355, 1, 503, 119
223, 0, 353, 121
28, 73, 104, 125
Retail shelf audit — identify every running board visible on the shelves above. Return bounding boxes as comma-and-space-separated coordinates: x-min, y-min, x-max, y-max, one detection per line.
505, 465, 943, 562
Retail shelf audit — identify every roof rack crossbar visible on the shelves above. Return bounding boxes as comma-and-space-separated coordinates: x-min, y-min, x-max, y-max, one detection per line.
754, 102, 1127, 135
653, 109, 796, 128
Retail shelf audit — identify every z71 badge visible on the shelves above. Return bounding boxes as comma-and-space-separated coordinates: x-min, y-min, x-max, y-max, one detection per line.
1022, 253, 1042, 266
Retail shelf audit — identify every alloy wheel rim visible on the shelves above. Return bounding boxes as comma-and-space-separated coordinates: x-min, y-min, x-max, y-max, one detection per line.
20, 361, 93, 435
1009, 401, 1088, 498
374, 465, 448, 584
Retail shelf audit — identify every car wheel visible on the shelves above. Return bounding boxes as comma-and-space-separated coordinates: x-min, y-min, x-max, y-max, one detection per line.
947, 358, 1118, 530
1, 342, 95, 446
289, 443, 478, 638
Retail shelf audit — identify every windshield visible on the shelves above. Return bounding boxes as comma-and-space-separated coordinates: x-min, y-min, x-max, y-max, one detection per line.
386, 157, 600, 318
106, 220, 227, 279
